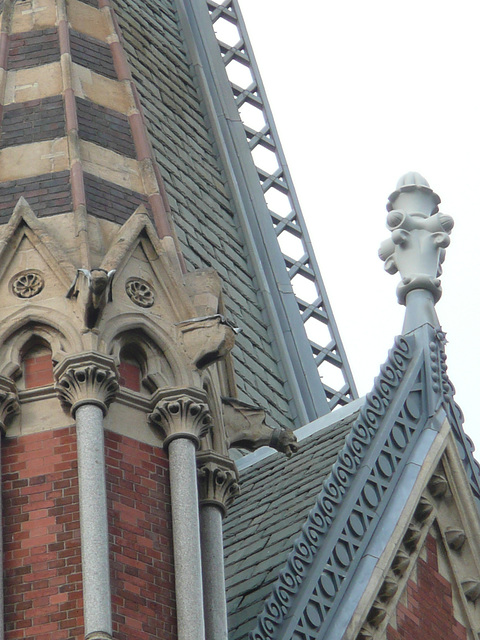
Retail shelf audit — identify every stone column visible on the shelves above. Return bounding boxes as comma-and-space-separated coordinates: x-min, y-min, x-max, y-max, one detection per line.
197, 452, 239, 640
55, 354, 118, 640
0, 377, 19, 640
149, 388, 212, 640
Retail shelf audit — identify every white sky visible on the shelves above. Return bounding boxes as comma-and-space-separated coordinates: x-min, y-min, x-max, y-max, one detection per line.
236, 1, 480, 446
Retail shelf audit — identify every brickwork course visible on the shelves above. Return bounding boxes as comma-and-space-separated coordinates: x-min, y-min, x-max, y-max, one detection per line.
387, 533, 468, 640
2, 428, 83, 640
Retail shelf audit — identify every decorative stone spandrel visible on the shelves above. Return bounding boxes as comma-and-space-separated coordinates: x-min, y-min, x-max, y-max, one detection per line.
54, 353, 118, 416
149, 387, 212, 449
197, 451, 240, 516
379, 173, 454, 307
0, 376, 19, 433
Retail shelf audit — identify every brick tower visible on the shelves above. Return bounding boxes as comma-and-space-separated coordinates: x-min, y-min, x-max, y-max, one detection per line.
0, 0, 356, 639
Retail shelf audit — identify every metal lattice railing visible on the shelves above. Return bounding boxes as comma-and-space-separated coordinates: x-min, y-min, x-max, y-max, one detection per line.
206, 0, 357, 408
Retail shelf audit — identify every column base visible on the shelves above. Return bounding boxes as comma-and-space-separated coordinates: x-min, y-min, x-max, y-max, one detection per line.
85, 632, 113, 640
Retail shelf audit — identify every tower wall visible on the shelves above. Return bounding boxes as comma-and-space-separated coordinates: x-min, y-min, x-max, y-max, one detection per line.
113, 0, 298, 429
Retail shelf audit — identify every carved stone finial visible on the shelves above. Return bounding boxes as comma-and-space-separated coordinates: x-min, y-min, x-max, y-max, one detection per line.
0, 376, 19, 434
197, 451, 240, 516
149, 387, 212, 449
379, 174, 454, 329
54, 353, 119, 416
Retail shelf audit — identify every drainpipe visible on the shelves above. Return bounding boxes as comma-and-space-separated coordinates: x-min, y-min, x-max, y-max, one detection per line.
149, 388, 212, 640
197, 451, 239, 640
0, 376, 19, 640
55, 353, 118, 640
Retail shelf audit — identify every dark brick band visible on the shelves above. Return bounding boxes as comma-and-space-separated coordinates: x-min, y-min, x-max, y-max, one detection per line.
8, 29, 60, 70
84, 172, 150, 223
1, 96, 65, 148
77, 97, 135, 158
0, 171, 72, 222
70, 30, 116, 80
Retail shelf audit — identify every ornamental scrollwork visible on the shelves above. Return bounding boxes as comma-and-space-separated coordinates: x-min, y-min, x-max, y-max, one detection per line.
197, 451, 240, 515
250, 334, 416, 640
0, 376, 19, 433
149, 388, 212, 449
54, 353, 118, 416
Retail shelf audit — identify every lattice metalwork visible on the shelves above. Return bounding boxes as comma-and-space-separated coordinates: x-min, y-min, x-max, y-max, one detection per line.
206, 0, 357, 408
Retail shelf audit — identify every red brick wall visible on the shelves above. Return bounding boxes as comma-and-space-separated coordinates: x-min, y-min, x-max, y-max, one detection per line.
105, 431, 177, 639
2, 427, 83, 640
387, 533, 467, 640
24, 354, 54, 389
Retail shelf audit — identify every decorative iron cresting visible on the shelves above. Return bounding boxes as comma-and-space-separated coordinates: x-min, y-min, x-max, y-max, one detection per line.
250, 333, 427, 639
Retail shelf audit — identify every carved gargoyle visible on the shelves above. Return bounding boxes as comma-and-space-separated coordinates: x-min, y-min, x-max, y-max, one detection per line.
67, 268, 116, 329
222, 397, 298, 457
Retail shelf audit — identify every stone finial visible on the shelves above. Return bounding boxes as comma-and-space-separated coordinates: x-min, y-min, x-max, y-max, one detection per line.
0, 376, 19, 434
149, 388, 212, 449
197, 451, 240, 516
379, 173, 454, 328
54, 353, 119, 416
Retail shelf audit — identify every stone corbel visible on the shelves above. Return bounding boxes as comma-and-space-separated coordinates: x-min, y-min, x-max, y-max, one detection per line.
177, 315, 237, 369
222, 397, 298, 456
54, 352, 119, 416
197, 451, 240, 516
0, 376, 19, 434
149, 387, 212, 449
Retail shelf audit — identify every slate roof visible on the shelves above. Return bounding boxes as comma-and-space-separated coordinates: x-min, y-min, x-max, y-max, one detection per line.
224, 402, 362, 639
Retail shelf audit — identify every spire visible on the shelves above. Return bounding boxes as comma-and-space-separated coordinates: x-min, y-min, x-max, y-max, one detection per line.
0, 0, 183, 269
379, 172, 454, 333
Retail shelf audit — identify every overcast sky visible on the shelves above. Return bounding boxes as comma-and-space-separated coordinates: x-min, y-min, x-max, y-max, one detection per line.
235, 1, 480, 447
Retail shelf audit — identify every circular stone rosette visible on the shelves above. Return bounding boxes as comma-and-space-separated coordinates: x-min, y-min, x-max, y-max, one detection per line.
11, 270, 45, 299
125, 278, 155, 308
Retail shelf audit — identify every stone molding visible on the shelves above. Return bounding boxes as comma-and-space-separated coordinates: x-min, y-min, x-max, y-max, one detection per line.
149, 387, 212, 450
197, 451, 240, 516
0, 375, 19, 434
54, 353, 118, 417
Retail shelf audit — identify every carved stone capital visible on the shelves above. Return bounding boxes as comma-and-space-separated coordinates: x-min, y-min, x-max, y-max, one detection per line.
197, 451, 240, 516
0, 376, 19, 434
149, 387, 212, 449
54, 353, 118, 417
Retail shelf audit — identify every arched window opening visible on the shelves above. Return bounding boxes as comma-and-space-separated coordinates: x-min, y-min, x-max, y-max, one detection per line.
118, 346, 143, 392
23, 341, 54, 389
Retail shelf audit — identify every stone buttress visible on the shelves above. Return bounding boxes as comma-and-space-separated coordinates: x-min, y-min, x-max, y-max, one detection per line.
0, 1, 298, 638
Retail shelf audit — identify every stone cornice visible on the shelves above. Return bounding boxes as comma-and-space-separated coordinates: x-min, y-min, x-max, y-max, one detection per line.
149, 387, 212, 450
54, 352, 118, 417
197, 451, 239, 516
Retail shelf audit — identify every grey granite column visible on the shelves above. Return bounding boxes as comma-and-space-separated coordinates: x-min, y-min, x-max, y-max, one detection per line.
149, 388, 213, 640
197, 452, 239, 640
0, 377, 19, 640
55, 354, 118, 640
